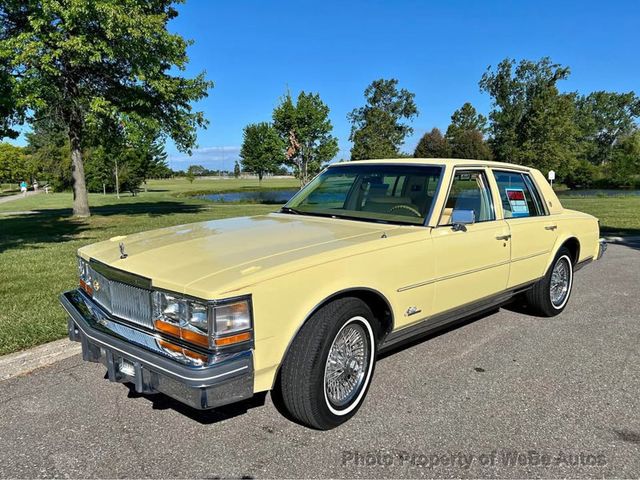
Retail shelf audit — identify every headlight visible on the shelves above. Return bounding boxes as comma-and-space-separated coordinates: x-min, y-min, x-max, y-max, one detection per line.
77, 257, 93, 294
152, 291, 210, 348
152, 292, 252, 349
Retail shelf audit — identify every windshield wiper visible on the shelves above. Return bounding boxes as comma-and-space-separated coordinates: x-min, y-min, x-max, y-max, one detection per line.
280, 206, 301, 215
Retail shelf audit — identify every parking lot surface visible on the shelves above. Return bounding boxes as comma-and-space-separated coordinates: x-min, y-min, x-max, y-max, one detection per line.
0, 244, 638, 478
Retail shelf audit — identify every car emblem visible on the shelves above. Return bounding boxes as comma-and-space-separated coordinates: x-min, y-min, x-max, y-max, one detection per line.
119, 242, 128, 259
405, 306, 422, 317
93, 279, 100, 291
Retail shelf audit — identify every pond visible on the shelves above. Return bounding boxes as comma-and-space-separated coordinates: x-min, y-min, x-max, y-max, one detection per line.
197, 189, 299, 204
556, 189, 640, 197
197, 188, 640, 204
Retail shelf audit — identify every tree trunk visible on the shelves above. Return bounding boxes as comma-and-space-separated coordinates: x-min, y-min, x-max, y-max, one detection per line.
69, 129, 90, 217
115, 158, 120, 199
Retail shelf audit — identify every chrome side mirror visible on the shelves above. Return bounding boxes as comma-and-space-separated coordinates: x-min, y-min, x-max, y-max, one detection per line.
451, 209, 475, 232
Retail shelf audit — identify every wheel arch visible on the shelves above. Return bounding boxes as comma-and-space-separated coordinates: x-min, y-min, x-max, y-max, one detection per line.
562, 237, 581, 265
271, 287, 394, 389
546, 235, 581, 271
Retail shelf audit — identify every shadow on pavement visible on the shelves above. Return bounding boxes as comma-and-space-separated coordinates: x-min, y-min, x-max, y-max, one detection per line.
124, 383, 268, 425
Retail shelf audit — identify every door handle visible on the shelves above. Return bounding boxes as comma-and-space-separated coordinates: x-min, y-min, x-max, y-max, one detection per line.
496, 234, 511, 241
545, 225, 557, 231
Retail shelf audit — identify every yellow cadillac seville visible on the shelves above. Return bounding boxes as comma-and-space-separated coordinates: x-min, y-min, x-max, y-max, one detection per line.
61, 158, 606, 429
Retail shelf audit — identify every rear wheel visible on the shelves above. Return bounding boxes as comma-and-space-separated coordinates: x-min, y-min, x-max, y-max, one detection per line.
278, 297, 377, 430
526, 247, 574, 316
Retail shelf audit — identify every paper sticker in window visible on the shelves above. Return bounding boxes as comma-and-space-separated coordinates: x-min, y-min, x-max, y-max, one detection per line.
505, 188, 529, 217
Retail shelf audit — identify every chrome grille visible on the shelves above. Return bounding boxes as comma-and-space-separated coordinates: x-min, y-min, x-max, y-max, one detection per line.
90, 267, 153, 329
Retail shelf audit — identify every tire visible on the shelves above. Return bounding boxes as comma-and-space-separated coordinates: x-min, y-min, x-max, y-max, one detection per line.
525, 247, 574, 317
278, 297, 378, 430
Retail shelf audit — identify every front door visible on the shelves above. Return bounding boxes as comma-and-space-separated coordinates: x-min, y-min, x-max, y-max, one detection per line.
491, 170, 559, 288
431, 168, 511, 314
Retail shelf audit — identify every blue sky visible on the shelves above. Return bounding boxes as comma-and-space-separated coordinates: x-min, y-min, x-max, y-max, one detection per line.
11, 0, 640, 171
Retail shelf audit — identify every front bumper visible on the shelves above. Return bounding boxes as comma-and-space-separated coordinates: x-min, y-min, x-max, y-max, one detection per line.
60, 290, 254, 410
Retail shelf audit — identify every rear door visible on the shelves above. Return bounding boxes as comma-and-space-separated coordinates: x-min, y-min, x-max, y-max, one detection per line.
491, 170, 559, 288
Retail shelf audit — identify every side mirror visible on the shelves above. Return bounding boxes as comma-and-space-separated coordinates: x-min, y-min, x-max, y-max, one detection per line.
451, 209, 475, 232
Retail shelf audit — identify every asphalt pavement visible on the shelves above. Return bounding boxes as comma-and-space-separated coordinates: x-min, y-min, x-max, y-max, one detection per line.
0, 244, 638, 479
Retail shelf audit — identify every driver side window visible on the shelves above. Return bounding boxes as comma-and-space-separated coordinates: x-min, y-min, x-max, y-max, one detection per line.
439, 170, 495, 226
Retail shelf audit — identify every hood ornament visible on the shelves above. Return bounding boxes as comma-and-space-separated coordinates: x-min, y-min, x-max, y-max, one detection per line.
119, 242, 128, 259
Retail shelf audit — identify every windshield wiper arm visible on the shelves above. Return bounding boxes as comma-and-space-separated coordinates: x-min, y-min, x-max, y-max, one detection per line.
280, 206, 301, 215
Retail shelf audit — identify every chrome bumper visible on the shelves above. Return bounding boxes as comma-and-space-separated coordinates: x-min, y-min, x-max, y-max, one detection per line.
597, 238, 607, 260
60, 290, 254, 410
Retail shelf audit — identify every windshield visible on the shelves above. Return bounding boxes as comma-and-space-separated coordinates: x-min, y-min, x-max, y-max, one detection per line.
283, 164, 443, 225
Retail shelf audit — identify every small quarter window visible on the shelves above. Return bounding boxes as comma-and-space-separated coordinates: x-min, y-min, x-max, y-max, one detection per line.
492, 171, 545, 218
439, 170, 495, 226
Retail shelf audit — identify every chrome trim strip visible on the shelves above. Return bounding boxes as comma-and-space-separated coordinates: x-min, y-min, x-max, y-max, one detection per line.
454, 163, 530, 172
511, 250, 549, 263
397, 259, 511, 292
90, 258, 152, 289
382, 279, 539, 352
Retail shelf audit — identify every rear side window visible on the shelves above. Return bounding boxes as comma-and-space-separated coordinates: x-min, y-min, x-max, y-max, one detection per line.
492, 171, 545, 218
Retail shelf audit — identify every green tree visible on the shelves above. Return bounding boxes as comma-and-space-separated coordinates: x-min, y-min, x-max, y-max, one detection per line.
480, 57, 579, 177
233, 161, 241, 178
240, 122, 284, 182
348, 78, 418, 160
606, 130, 640, 186
185, 170, 196, 183
447, 102, 488, 135
0, 142, 28, 183
575, 91, 640, 165
146, 139, 172, 179
413, 128, 450, 158
24, 119, 72, 190
445, 103, 492, 160
0, 0, 212, 216
272, 91, 338, 185
449, 130, 493, 160
187, 164, 207, 177
0, 64, 21, 139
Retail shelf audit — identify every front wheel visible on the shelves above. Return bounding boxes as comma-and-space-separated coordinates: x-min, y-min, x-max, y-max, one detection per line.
278, 297, 377, 430
525, 247, 574, 316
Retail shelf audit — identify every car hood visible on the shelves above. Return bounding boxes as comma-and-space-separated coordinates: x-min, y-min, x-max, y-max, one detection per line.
80, 213, 407, 297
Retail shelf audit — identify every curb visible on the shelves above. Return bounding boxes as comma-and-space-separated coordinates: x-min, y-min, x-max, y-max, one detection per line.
602, 236, 640, 247
0, 338, 81, 382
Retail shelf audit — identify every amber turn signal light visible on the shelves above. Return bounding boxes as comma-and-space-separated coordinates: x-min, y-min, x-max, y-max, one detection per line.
79, 279, 93, 296
157, 340, 208, 363
154, 320, 210, 349
214, 331, 252, 347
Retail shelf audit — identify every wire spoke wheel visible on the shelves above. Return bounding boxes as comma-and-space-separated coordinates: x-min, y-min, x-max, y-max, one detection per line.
324, 322, 369, 408
550, 256, 571, 307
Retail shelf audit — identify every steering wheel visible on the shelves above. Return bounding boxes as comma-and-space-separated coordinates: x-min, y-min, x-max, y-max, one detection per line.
388, 204, 422, 217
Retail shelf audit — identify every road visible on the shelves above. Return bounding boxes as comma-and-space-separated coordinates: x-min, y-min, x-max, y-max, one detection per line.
0, 244, 638, 478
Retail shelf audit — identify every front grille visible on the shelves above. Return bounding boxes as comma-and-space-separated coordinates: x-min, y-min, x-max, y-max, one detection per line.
90, 267, 154, 329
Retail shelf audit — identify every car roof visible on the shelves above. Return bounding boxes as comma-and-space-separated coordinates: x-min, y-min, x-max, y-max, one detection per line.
328, 158, 533, 172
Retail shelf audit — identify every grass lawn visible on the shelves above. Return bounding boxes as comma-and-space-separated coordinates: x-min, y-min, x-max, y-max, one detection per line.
561, 196, 640, 237
0, 177, 298, 355
0, 176, 638, 356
